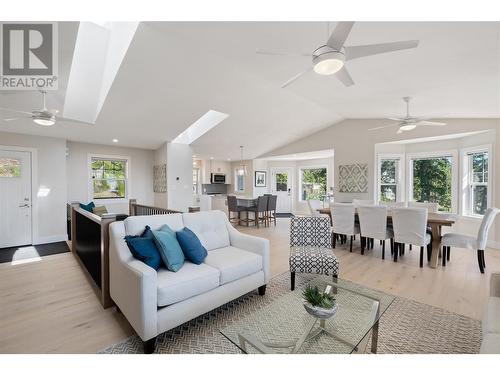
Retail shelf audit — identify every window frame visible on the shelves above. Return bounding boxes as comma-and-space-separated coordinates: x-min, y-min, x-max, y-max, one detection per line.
375, 153, 404, 204
298, 165, 328, 202
234, 168, 245, 193
460, 144, 493, 218
406, 149, 458, 214
88, 154, 131, 203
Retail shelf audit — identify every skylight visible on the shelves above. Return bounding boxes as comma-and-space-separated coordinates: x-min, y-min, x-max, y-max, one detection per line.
172, 110, 229, 145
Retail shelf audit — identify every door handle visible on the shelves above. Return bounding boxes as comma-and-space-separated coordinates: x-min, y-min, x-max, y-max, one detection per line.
19, 203, 31, 208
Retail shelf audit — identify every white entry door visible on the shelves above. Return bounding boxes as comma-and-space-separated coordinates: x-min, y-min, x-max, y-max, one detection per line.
0, 150, 32, 248
271, 168, 293, 213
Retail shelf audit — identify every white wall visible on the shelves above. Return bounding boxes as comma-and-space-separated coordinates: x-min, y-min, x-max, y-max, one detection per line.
66, 141, 154, 214
262, 118, 500, 244
0, 132, 67, 244
166, 142, 193, 212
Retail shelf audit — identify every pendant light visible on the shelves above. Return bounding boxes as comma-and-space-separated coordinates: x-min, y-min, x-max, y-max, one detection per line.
237, 146, 247, 176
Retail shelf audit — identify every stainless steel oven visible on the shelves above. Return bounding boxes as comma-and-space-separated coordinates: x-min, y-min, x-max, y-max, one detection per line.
211, 173, 226, 184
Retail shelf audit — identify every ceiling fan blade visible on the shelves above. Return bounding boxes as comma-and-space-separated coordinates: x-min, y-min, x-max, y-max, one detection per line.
416, 120, 447, 126
0, 107, 33, 116
281, 67, 312, 88
3, 117, 22, 122
335, 66, 354, 87
326, 22, 355, 50
396, 128, 404, 134
256, 49, 310, 57
344, 40, 419, 61
387, 117, 404, 121
368, 124, 399, 131
58, 116, 94, 125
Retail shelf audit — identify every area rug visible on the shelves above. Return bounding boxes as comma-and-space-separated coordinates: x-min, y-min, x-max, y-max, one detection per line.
0, 242, 69, 264
100, 273, 481, 354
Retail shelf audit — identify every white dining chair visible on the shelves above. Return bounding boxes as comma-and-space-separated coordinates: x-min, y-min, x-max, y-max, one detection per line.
357, 205, 394, 259
441, 207, 499, 273
408, 201, 439, 213
379, 201, 407, 208
352, 199, 374, 207
330, 203, 360, 252
391, 207, 431, 267
307, 199, 324, 216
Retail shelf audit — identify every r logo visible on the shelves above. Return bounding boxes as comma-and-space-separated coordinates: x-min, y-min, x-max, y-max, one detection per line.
2, 23, 53, 75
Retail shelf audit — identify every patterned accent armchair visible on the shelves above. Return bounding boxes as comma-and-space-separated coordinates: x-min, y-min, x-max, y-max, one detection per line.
289, 215, 340, 291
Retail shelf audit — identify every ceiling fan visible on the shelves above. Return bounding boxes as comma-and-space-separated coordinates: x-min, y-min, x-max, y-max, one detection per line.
0, 90, 90, 126
257, 22, 419, 88
368, 97, 447, 134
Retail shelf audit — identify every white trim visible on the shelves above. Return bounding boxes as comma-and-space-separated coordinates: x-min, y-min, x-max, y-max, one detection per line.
33, 234, 69, 245
406, 149, 459, 213
87, 153, 131, 203
297, 164, 328, 202
459, 144, 493, 218
375, 153, 404, 204
270, 166, 294, 213
488, 240, 500, 250
0, 144, 38, 246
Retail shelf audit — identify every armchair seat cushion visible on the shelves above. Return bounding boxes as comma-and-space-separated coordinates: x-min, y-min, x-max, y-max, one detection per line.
483, 296, 500, 334
290, 246, 339, 276
441, 233, 477, 250
157, 262, 220, 307
204, 246, 262, 285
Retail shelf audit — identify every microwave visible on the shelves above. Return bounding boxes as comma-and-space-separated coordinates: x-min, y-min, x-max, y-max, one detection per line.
211, 173, 226, 184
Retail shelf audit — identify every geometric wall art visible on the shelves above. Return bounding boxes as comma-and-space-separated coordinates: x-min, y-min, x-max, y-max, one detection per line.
338, 163, 368, 193
153, 164, 167, 193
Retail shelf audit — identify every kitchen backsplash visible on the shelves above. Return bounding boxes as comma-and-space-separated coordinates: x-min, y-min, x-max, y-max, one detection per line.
202, 184, 228, 195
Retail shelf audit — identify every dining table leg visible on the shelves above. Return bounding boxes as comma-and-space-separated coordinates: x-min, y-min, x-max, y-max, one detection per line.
429, 223, 442, 268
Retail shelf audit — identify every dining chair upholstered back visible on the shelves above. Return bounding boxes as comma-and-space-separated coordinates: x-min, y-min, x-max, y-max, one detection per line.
290, 215, 331, 248
330, 203, 357, 235
358, 205, 390, 240
307, 199, 323, 216
352, 199, 374, 207
227, 195, 238, 212
256, 195, 269, 212
392, 207, 429, 247
408, 201, 439, 213
477, 208, 500, 250
267, 195, 277, 211
379, 201, 407, 208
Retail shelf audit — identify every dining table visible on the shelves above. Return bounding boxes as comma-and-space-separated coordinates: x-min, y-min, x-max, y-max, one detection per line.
318, 207, 457, 269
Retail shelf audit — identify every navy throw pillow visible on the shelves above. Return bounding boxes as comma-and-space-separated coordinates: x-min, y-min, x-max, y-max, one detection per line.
124, 225, 161, 270
176, 228, 207, 265
79, 201, 95, 212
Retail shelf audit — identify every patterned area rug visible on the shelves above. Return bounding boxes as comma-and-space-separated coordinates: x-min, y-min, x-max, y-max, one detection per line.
100, 273, 481, 354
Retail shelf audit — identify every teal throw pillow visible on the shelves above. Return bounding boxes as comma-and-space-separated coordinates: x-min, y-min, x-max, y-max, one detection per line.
152, 225, 185, 272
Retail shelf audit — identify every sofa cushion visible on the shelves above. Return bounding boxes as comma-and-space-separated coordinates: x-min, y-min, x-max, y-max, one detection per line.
480, 333, 500, 354
176, 227, 207, 265
156, 262, 220, 306
124, 214, 184, 236
482, 296, 500, 333
182, 211, 230, 251
124, 226, 162, 270
204, 246, 262, 285
152, 226, 185, 272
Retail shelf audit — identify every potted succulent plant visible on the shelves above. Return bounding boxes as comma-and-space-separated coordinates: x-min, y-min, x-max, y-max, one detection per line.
302, 285, 338, 319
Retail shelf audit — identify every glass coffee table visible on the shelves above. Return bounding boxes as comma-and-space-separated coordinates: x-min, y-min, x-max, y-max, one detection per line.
221, 276, 395, 354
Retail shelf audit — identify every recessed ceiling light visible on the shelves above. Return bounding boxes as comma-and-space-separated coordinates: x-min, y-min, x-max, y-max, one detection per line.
210, 157, 214, 160
112, 139, 119, 143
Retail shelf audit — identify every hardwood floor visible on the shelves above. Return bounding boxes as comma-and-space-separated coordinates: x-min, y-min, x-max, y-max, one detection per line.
0, 217, 498, 353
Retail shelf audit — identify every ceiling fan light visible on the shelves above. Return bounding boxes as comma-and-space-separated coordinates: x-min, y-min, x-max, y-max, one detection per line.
312, 50, 345, 75
33, 117, 55, 126
400, 124, 417, 131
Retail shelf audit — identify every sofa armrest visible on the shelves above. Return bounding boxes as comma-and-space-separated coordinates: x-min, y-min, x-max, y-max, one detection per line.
109, 221, 158, 341
490, 273, 500, 298
226, 223, 270, 284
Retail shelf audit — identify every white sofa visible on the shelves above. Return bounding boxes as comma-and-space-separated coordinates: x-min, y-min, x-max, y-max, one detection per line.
109, 210, 270, 353
480, 272, 500, 353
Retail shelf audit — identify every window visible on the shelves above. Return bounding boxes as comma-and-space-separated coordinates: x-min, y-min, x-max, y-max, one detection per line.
299, 167, 327, 201
0, 158, 21, 177
234, 169, 245, 193
275, 172, 288, 192
463, 148, 490, 216
90, 157, 128, 199
409, 154, 455, 212
379, 159, 399, 202
193, 168, 199, 194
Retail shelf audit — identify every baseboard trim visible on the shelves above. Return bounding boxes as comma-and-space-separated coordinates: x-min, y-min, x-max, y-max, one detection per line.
487, 240, 500, 250
33, 234, 68, 246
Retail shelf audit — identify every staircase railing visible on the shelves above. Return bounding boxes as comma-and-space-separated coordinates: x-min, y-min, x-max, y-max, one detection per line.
128, 199, 182, 216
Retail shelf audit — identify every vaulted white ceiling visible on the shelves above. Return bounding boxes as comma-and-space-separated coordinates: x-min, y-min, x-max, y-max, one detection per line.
0, 21, 499, 160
